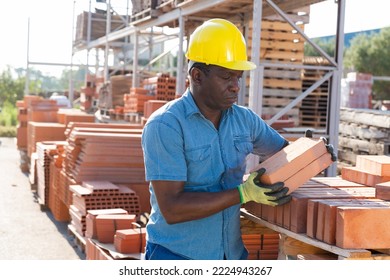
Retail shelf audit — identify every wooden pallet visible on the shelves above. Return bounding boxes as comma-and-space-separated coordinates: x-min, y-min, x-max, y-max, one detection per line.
68, 224, 86, 254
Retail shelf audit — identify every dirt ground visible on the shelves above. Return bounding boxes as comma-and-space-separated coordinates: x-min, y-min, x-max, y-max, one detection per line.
0, 137, 84, 260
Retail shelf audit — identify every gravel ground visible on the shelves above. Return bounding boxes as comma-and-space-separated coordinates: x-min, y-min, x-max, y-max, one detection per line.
0, 137, 85, 260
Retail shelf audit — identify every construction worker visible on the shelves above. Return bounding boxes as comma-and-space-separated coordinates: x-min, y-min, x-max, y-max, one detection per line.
141, 18, 292, 260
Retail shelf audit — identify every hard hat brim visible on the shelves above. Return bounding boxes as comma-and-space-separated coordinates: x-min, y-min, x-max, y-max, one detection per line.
218, 61, 257, 71
187, 60, 257, 72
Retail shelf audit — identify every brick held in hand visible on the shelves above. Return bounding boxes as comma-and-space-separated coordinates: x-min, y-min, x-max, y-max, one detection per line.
249, 137, 334, 194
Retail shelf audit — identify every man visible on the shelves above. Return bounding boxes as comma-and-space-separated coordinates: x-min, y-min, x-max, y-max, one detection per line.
141, 18, 292, 260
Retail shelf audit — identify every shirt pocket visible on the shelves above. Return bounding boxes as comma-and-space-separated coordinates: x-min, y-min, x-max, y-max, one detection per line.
186, 145, 213, 185
233, 136, 253, 168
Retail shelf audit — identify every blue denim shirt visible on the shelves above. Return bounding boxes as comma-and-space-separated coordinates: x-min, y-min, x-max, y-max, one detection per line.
141, 90, 287, 260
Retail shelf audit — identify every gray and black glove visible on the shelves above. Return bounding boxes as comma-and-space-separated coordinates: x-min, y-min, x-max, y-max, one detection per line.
304, 129, 337, 162
238, 168, 291, 206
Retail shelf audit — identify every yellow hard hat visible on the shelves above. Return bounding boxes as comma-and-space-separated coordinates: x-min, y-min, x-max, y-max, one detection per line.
185, 18, 256, 71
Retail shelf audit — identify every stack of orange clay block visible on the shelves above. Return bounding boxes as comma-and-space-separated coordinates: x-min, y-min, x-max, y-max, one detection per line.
69, 181, 141, 237
244, 137, 390, 250
143, 73, 176, 101
123, 87, 155, 113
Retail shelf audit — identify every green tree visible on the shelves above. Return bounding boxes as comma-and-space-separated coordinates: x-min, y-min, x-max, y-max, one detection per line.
59, 67, 86, 90
304, 37, 335, 57
344, 27, 390, 100
0, 66, 26, 106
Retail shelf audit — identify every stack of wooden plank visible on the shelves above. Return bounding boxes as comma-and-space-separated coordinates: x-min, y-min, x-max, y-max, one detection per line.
300, 56, 330, 128
246, 15, 307, 126
74, 11, 126, 44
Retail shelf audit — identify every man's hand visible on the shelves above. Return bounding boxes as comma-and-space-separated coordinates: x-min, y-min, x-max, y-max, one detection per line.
320, 137, 337, 162
238, 168, 291, 206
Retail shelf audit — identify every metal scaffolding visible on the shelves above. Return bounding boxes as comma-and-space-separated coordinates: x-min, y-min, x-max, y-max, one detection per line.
72, 0, 347, 176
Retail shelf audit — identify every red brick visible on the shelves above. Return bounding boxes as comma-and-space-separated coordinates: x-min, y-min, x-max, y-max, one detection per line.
336, 207, 390, 249
95, 214, 137, 243
289, 187, 375, 233
341, 166, 390, 187
355, 155, 390, 176
322, 199, 389, 245
250, 137, 333, 194
85, 208, 129, 239
114, 228, 146, 254
375, 181, 390, 200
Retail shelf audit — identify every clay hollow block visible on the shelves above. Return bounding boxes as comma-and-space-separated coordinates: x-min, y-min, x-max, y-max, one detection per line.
336, 207, 390, 249
95, 214, 137, 243
85, 208, 129, 239
250, 137, 334, 194
289, 187, 376, 233
114, 227, 146, 254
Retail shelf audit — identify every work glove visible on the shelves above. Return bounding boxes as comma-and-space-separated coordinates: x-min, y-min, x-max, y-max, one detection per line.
238, 168, 291, 206
304, 129, 337, 162
320, 137, 337, 162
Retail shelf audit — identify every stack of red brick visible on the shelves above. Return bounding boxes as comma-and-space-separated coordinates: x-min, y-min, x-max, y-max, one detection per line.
143, 73, 176, 101
123, 73, 177, 115
14, 97, 151, 226
69, 181, 141, 236
123, 87, 155, 113
244, 136, 390, 251
83, 207, 146, 260
80, 74, 98, 112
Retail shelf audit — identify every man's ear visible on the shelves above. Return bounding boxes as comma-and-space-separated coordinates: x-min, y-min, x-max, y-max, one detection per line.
189, 67, 203, 85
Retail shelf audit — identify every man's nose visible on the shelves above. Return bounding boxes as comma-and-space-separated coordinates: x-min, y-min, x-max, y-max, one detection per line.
229, 76, 241, 93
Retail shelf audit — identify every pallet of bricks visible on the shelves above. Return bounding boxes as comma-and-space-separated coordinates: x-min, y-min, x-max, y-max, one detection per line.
240, 217, 281, 260
14, 97, 97, 212
59, 122, 151, 259
246, 7, 309, 127
123, 73, 176, 122
244, 136, 390, 260
123, 87, 155, 122
79, 74, 98, 113
341, 72, 373, 109
143, 73, 176, 102
16, 99, 96, 206
338, 107, 390, 171
95, 73, 132, 119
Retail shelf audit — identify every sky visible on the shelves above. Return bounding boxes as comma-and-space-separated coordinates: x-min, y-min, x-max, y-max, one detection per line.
0, 0, 390, 77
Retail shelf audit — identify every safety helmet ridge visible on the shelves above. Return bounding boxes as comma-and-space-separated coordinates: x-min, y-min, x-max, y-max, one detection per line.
185, 18, 256, 71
